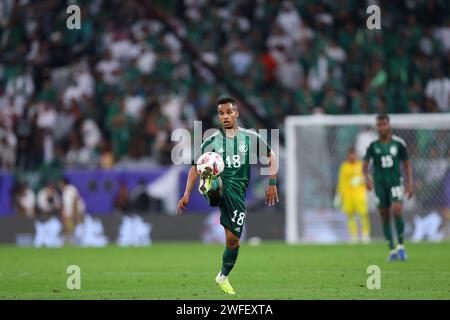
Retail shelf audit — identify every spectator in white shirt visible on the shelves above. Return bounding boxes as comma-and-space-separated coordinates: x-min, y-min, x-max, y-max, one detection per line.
95, 49, 121, 85
425, 70, 450, 112
13, 182, 36, 219
325, 38, 347, 64
432, 20, 450, 53
81, 118, 101, 150
123, 87, 145, 122
228, 42, 253, 77
276, 54, 303, 91
275, 1, 302, 40
136, 46, 156, 75
36, 101, 57, 162
0, 116, 17, 169
6, 68, 34, 100
66, 133, 98, 168
59, 178, 86, 238
37, 181, 62, 220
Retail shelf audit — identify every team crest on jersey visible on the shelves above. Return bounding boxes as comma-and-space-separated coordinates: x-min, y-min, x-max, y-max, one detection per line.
390, 145, 398, 156
238, 141, 248, 154
375, 148, 380, 154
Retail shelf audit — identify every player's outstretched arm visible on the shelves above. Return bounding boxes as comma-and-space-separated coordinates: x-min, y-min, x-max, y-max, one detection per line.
265, 150, 279, 206
177, 166, 198, 214
403, 159, 414, 199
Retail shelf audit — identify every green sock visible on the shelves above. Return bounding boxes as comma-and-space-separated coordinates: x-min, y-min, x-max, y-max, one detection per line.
382, 222, 395, 249
205, 178, 221, 205
210, 178, 220, 191
221, 246, 239, 276
394, 216, 405, 245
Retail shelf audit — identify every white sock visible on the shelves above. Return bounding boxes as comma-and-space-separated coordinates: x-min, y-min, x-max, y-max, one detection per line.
397, 244, 404, 250
216, 272, 227, 283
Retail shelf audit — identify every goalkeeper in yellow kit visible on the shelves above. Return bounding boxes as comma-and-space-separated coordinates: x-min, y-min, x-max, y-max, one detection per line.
334, 147, 371, 243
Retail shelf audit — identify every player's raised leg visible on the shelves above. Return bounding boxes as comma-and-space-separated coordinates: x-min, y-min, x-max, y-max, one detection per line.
392, 202, 407, 261
198, 168, 223, 199
198, 166, 213, 195
215, 228, 240, 295
199, 174, 223, 209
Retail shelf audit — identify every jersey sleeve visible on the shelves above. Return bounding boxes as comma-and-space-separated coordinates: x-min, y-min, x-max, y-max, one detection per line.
363, 143, 373, 161
191, 137, 214, 165
256, 133, 272, 158
398, 141, 408, 161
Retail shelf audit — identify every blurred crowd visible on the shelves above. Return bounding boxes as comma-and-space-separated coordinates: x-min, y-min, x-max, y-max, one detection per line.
13, 177, 86, 239
1, 0, 450, 170
13, 176, 152, 246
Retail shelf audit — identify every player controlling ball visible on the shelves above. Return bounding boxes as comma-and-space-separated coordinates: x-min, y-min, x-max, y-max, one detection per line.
177, 96, 279, 295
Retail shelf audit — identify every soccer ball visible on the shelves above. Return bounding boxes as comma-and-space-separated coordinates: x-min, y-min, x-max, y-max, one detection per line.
196, 152, 224, 178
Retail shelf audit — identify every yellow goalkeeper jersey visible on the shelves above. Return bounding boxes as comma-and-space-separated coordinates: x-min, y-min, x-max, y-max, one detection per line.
337, 160, 367, 200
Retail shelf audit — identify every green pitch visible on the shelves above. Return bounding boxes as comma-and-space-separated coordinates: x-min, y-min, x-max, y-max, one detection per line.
0, 242, 449, 299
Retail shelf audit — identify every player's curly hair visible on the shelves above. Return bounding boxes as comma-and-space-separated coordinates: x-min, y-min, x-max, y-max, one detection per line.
376, 113, 390, 122
217, 96, 237, 110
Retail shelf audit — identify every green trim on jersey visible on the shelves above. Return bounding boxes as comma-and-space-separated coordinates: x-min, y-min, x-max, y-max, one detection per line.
192, 127, 271, 196
192, 127, 272, 238
364, 135, 408, 186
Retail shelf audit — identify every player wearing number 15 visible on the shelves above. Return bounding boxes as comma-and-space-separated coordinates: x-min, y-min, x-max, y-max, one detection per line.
177, 96, 279, 295
363, 114, 414, 262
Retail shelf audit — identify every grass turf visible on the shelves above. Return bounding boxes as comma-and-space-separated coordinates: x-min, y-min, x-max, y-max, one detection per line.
0, 242, 449, 300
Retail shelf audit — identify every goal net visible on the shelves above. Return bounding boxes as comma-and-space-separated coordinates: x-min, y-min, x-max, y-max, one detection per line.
285, 114, 450, 244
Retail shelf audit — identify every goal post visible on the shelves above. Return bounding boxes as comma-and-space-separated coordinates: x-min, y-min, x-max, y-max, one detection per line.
285, 114, 450, 244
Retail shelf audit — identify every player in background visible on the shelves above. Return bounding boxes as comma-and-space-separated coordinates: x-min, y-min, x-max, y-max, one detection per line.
59, 178, 86, 242
177, 96, 279, 295
334, 147, 371, 243
363, 114, 413, 261
36, 180, 62, 221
